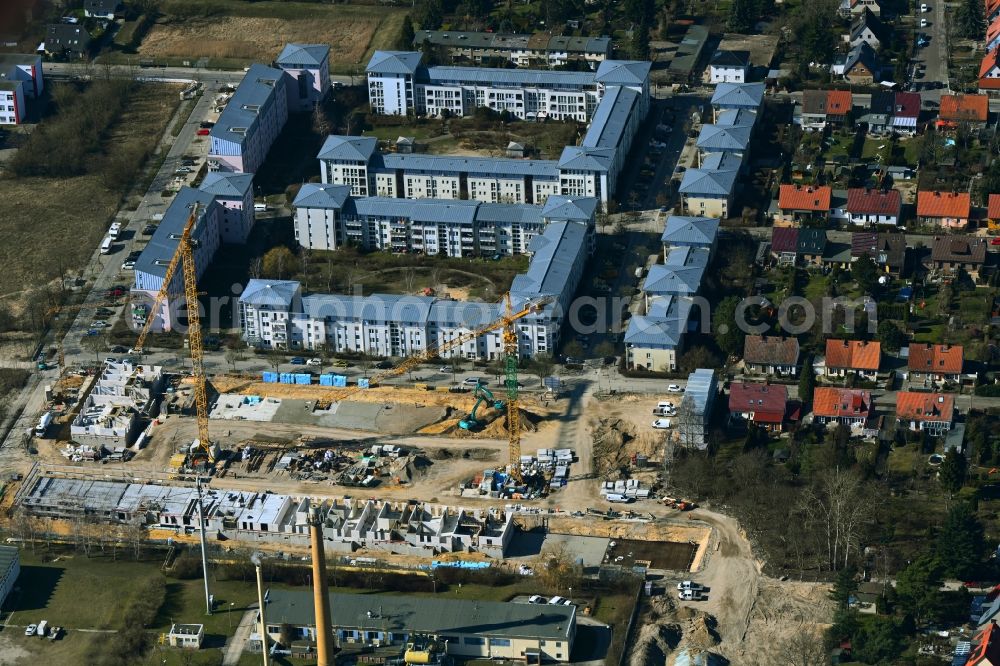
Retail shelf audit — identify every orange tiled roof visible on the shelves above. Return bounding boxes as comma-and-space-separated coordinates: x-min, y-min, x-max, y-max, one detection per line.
813, 387, 872, 419
968, 620, 1000, 666
896, 392, 954, 423
939, 93, 989, 122
825, 339, 881, 371
917, 191, 971, 219
779, 184, 832, 212
980, 48, 1000, 79
826, 90, 852, 115
907, 343, 964, 375
989, 193, 1000, 220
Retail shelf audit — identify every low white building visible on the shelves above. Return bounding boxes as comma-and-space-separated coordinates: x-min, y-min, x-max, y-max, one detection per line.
708, 50, 750, 84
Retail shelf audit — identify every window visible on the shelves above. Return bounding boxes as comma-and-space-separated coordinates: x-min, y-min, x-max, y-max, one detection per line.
464, 637, 485, 645
491, 638, 511, 647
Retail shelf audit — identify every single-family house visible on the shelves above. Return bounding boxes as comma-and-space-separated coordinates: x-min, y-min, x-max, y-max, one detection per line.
776, 184, 832, 226
860, 89, 895, 134
849, 9, 891, 50
842, 42, 881, 84
743, 335, 800, 376
895, 392, 954, 435
44, 24, 91, 59
826, 89, 853, 127
728, 383, 790, 432
851, 232, 906, 275
937, 93, 990, 130
846, 188, 901, 226
980, 48, 1000, 92
930, 235, 987, 280
988, 16, 1000, 53
799, 89, 828, 131
813, 387, 873, 427
892, 91, 921, 135
990, 0, 1000, 24
83, 0, 121, 19
988, 194, 1000, 232
709, 49, 750, 84
966, 620, 1000, 666
826, 339, 881, 380
797, 228, 828, 266
917, 190, 971, 229
907, 343, 963, 385
839, 0, 883, 17
771, 227, 799, 264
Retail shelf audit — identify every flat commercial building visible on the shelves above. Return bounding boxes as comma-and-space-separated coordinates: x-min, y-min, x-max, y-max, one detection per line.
262, 591, 576, 662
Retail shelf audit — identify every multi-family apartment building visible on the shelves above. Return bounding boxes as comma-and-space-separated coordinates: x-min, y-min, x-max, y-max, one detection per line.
70, 361, 163, 447
413, 29, 611, 69
274, 43, 331, 112
292, 185, 580, 257
366, 50, 649, 122
197, 172, 255, 243
0, 53, 43, 125
241, 200, 595, 358
208, 63, 289, 174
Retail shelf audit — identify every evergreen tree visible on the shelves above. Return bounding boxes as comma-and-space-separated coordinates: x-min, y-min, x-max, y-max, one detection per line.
798, 356, 815, 407
938, 448, 967, 494
895, 554, 944, 625
396, 15, 416, 51
955, 0, 987, 39
728, 0, 757, 33
630, 18, 651, 60
936, 501, 986, 579
712, 296, 745, 358
829, 567, 859, 609
876, 320, 906, 352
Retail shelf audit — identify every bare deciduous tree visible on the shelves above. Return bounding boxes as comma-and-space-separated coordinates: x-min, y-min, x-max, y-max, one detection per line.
798, 467, 873, 571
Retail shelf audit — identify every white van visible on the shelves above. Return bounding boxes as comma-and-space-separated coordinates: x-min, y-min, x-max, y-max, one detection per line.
606, 493, 632, 503
253, 203, 268, 213
100, 236, 114, 254
108, 222, 122, 239
36, 620, 48, 637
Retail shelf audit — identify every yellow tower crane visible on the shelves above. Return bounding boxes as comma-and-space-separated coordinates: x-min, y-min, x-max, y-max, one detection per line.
133, 203, 213, 461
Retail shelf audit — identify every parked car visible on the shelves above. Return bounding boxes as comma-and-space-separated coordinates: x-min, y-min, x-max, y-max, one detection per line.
306, 358, 322, 366
95, 309, 115, 317
49, 626, 61, 641
652, 419, 672, 429
121, 260, 136, 270
653, 407, 675, 416
199, 121, 214, 128
920, 18, 929, 27
528, 595, 545, 604
110, 346, 127, 354
375, 360, 393, 370
105, 357, 117, 364
24, 624, 36, 637
462, 377, 484, 386
667, 384, 684, 393
141, 223, 157, 236
174, 167, 192, 175
289, 357, 306, 365
196, 128, 211, 136
656, 401, 675, 410
548, 596, 571, 605
332, 359, 349, 368
678, 589, 703, 601
677, 581, 704, 591
91, 320, 109, 329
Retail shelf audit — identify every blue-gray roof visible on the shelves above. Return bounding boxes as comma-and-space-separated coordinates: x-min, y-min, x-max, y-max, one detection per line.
475, 202, 544, 225
210, 63, 285, 146
699, 151, 743, 172
276, 43, 329, 68
135, 187, 216, 280
366, 51, 423, 75
348, 197, 480, 225
623, 296, 693, 347
594, 60, 651, 86
716, 107, 758, 129
696, 123, 752, 152
685, 368, 717, 415
541, 196, 597, 223
710, 82, 765, 109
510, 221, 587, 302
661, 216, 720, 247
240, 279, 300, 308
425, 65, 595, 89
679, 162, 738, 197
292, 183, 352, 209
643, 247, 709, 295
199, 172, 253, 198
557, 146, 613, 171
581, 85, 640, 151
379, 153, 559, 178
318, 135, 378, 162
303, 293, 436, 324
428, 299, 502, 329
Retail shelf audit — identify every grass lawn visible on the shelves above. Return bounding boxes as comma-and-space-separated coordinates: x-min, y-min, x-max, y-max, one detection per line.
364, 123, 447, 144
0, 83, 179, 299
861, 136, 891, 161
901, 136, 923, 166
803, 272, 829, 301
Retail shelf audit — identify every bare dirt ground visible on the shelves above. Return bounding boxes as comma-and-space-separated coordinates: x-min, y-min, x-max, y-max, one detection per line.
140, 14, 389, 67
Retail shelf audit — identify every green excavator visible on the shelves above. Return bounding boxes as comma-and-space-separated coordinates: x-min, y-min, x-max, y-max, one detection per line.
459, 383, 503, 431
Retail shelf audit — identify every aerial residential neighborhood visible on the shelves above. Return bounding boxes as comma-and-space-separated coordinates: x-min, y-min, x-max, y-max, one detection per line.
3, 0, 1000, 664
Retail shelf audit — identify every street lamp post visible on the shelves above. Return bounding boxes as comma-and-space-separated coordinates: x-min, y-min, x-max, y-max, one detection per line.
251, 552, 270, 666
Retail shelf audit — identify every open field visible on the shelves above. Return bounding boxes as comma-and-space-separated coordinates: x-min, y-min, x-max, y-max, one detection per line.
139, 0, 408, 71
0, 83, 179, 300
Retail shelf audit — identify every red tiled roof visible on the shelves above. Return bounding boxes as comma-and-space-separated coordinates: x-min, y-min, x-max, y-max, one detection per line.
813, 387, 872, 419
908, 343, 964, 375
779, 184, 832, 212
939, 93, 989, 122
893, 91, 920, 119
980, 48, 1000, 80
989, 193, 1000, 220
826, 90, 852, 115
917, 191, 971, 219
989, 15, 1000, 43
990, 0, 1000, 15
825, 339, 881, 371
896, 392, 954, 423
771, 227, 799, 252
968, 620, 1000, 666
728, 383, 788, 423
846, 188, 901, 215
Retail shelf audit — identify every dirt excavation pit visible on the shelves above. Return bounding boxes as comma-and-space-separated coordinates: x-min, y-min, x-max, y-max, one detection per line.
608, 538, 696, 571
591, 416, 664, 477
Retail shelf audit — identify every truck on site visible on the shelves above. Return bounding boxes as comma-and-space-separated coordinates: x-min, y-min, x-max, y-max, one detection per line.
35, 412, 53, 438
606, 493, 633, 503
